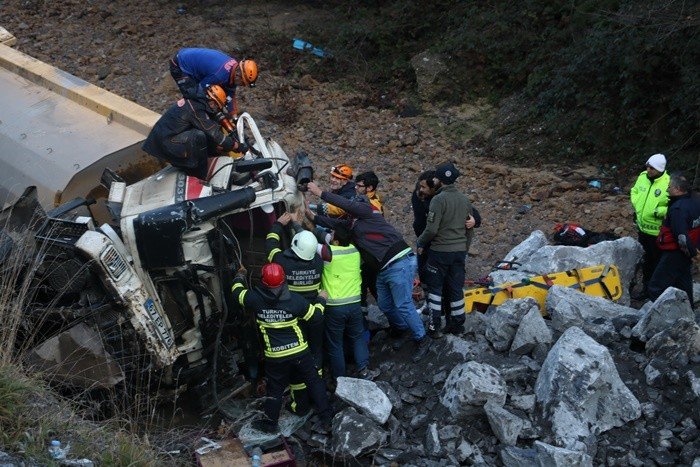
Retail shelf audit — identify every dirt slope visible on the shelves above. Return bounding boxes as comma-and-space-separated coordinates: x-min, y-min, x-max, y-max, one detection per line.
0, 0, 648, 278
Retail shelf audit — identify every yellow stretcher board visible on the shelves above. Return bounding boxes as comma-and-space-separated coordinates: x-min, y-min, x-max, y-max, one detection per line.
464, 264, 623, 314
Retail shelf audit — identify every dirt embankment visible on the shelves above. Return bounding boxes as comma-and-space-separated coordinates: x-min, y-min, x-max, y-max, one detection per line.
0, 0, 643, 278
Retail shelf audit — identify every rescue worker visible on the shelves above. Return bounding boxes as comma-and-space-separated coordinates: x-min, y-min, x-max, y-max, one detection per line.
170, 47, 258, 117
355, 171, 384, 215
142, 85, 248, 180
354, 171, 383, 310
264, 212, 325, 416
630, 153, 670, 299
412, 170, 479, 315
231, 263, 331, 433
416, 162, 473, 337
648, 173, 700, 305
305, 182, 431, 363
321, 224, 371, 380
314, 164, 356, 217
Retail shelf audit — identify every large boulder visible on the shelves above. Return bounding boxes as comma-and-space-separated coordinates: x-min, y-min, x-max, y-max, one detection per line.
545, 286, 640, 344
365, 304, 389, 330
511, 306, 553, 355
335, 377, 392, 424
517, 237, 643, 305
410, 51, 448, 102
485, 401, 525, 445
632, 287, 695, 341
441, 361, 507, 419
535, 327, 641, 451
644, 319, 700, 387
485, 298, 539, 352
332, 408, 387, 458
501, 230, 549, 267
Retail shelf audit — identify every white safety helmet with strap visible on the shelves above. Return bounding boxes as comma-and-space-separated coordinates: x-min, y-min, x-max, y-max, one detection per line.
291, 230, 318, 261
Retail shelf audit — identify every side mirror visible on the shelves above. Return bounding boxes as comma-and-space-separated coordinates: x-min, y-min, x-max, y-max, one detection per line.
289, 151, 314, 192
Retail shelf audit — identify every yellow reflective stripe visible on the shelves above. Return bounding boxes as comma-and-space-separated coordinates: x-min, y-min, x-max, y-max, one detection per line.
289, 283, 320, 292
267, 248, 282, 262
238, 289, 247, 307
259, 318, 299, 329
292, 322, 305, 345
231, 282, 244, 292
266, 232, 280, 241
315, 302, 325, 315
265, 343, 308, 358
327, 295, 362, 306
259, 326, 271, 353
302, 305, 315, 321
289, 383, 306, 391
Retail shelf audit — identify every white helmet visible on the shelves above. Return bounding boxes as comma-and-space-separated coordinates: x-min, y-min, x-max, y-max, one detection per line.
291, 230, 318, 261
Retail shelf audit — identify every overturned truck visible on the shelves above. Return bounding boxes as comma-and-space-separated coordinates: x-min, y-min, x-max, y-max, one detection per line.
0, 34, 310, 398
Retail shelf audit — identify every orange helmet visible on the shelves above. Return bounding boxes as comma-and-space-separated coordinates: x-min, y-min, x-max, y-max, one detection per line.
238, 59, 259, 87
205, 84, 227, 110
330, 164, 353, 181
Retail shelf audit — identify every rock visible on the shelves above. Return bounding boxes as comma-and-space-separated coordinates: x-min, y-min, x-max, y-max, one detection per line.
517, 237, 643, 305
535, 327, 641, 450
440, 361, 507, 419
456, 439, 485, 464
688, 371, 700, 399
545, 286, 640, 344
425, 423, 441, 456
438, 424, 462, 441
485, 298, 538, 352
644, 319, 700, 386
335, 377, 392, 424
375, 381, 402, 411
332, 408, 387, 458
365, 304, 389, 330
489, 270, 534, 287
410, 51, 448, 102
509, 394, 536, 412
500, 445, 538, 466
511, 305, 553, 355
97, 65, 111, 80
484, 401, 525, 445
500, 230, 548, 267
534, 441, 594, 466
632, 288, 694, 342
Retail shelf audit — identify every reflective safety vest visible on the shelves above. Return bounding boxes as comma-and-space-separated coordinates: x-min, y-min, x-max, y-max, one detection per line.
321, 245, 362, 306
630, 171, 670, 236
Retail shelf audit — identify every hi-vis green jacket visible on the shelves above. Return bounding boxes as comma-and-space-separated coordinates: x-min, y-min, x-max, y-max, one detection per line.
630, 171, 670, 236
231, 278, 325, 359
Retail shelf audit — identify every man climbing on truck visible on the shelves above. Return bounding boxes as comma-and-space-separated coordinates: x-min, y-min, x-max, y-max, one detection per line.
170, 47, 258, 118
142, 84, 248, 180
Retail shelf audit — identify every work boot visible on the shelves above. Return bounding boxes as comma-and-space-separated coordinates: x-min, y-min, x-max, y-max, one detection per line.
412, 337, 431, 363
427, 328, 443, 340
252, 418, 280, 434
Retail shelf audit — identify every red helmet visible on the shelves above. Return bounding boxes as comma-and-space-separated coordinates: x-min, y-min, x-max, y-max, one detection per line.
261, 263, 286, 288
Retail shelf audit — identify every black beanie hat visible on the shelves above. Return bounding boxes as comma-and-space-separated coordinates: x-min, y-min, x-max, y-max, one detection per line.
435, 162, 460, 184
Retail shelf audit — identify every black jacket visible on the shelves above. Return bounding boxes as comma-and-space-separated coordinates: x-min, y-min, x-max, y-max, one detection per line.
315, 191, 410, 270
231, 278, 324, 359
265, 222, 324, 299
658, 192, 700, 258
142, 96, 236, 160
411, 187, 481, 237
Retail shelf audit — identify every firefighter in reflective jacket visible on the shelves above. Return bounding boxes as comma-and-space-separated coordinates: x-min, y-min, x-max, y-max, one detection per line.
231, 263, 331, 433
264, 212, 327, 415
648, 173, 700, 306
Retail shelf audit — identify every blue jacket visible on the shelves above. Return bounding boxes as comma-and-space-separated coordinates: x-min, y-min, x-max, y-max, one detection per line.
176, 48, 238, 91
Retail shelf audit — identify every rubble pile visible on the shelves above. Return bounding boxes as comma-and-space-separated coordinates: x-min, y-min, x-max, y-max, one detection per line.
289, 236, 699, 465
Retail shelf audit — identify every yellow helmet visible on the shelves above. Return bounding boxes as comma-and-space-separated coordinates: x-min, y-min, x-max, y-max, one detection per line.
205, 84, 227, 110
238, 59, 259, 87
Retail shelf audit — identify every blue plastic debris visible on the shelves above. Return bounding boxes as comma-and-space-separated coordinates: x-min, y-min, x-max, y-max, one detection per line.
292, 38, 332, 58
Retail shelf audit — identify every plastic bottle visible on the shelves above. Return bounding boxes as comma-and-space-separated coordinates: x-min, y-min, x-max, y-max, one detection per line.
48, 440, 67, 460
251, 446, 263, 467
